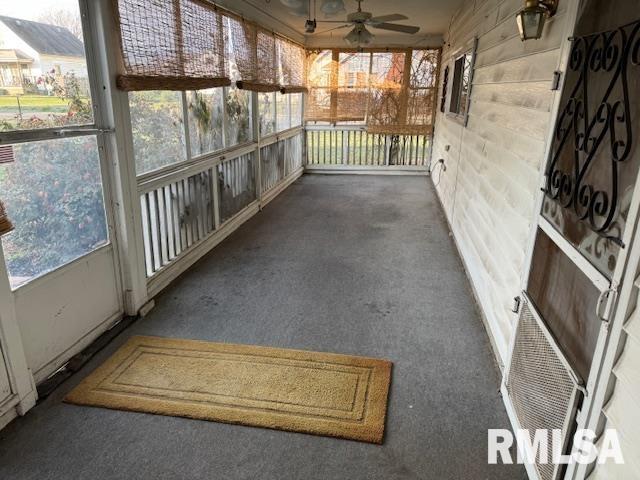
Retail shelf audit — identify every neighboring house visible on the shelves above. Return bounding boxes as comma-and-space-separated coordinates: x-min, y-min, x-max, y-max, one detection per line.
0, 16, 86, 94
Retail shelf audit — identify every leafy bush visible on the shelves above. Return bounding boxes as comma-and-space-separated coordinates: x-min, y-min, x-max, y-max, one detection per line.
129, 90, 186, 175
0, 138, 107, 281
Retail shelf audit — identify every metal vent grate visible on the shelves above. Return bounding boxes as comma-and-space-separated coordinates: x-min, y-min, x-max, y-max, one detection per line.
506, 295, 581, 480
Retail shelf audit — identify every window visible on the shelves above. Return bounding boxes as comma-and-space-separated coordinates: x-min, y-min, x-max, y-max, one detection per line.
337, 52, 369, 122
305, 48, 439, 132
130, 91, 186, 175
276, 92, 290, 132
290, 93, 302, 127
187, 88, 224, 157
259, 92, 275, 136
0, 138, 108, 288
130, 87, 302, 177
0, 4, 92, 132
225, 86, 252, 147
449, 53, 471, 116
305, 50, 333, 122
0, 0, 109, 289
448, 40, 477, 124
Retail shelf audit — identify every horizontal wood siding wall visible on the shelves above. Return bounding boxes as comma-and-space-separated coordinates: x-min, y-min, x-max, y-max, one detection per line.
431, 0, 570, 362
590, 271, 640, 479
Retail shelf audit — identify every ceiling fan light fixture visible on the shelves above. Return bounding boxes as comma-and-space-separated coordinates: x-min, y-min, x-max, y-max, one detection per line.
344, 24, 373, 46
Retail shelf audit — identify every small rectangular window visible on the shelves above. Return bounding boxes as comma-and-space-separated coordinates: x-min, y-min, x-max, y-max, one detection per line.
448, 41, 476, 124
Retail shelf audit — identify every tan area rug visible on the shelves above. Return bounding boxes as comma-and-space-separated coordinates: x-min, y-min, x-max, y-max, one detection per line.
65, 336, 392, 443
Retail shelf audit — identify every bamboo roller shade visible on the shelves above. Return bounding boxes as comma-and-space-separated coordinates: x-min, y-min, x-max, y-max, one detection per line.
113, 0, 306, 94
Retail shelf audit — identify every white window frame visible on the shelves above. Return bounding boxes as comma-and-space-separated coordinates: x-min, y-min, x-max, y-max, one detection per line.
446, 37, 477, 127
0, 0, 119, 292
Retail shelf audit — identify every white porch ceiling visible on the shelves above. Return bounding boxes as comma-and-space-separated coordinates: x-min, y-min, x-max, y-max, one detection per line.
214, 0, 466, 48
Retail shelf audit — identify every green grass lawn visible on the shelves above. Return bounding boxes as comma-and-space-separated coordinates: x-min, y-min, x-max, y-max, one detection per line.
0, 95, 78, 113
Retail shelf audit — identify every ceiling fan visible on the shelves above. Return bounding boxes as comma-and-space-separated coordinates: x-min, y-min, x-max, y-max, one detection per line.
310, 0, 420, 46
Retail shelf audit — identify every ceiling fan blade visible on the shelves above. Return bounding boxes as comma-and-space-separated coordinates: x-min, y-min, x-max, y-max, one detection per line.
317, 24, 351, 34
368, 14, 408, 23
371, 23, 420, 34
315, 20, 352, 23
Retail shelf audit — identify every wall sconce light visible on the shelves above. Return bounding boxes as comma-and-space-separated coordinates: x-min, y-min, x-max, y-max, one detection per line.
516, 0, 558, 41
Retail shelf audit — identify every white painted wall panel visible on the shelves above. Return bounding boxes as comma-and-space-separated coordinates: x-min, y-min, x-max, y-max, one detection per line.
0, 349, 10, 405
431, 0, 569, 362
13, 246, 122, 383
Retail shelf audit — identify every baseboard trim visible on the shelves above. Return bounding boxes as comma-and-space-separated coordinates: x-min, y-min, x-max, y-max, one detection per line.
305, 165, 428, 176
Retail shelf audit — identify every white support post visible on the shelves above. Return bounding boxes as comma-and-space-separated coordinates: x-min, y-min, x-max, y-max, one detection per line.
89, 0, 148, 316
221, 87, 229, 149
182, 91, 192, 162
253, 91, 263, 204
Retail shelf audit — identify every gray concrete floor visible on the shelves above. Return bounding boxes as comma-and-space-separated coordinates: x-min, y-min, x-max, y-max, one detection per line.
0, 175, 525, 480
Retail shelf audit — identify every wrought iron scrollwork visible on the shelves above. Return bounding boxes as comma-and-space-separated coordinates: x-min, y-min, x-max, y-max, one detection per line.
544, 19, 640, 245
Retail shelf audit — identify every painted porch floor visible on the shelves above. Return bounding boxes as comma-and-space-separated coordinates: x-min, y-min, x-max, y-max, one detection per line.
0, 175, 525, 479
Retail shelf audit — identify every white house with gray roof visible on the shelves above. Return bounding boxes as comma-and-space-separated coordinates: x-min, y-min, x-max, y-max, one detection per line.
0, 16, 86, 94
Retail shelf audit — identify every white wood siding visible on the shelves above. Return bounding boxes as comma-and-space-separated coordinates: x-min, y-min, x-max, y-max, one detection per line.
431, 0, 570, 362
590, 276, 640, 479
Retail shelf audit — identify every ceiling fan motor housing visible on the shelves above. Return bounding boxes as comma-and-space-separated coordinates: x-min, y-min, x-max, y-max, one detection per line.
347, 10, 372, 23
305, 19, 317, 33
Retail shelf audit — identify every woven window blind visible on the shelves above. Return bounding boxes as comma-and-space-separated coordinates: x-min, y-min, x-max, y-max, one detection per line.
336, 52, 369, 121
0, 200, 13, 236
277, 37, 307, 94
366, 51, 406, 133
305, 48, 440, 134
305, 50, 369, 122
224, 13, 280, 92
367, 49, 440, 134
304, 50, 333, 121
114, 0, 230, 91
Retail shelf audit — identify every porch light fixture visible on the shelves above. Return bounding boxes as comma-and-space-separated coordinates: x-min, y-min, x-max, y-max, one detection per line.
516, 0, 558, 41
344, 24, 373, 46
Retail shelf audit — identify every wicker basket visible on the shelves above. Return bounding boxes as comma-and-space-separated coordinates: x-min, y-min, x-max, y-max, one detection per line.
0, 200, 14, 236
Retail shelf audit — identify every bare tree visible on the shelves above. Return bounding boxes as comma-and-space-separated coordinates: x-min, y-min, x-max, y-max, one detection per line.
37, 9, 82, 40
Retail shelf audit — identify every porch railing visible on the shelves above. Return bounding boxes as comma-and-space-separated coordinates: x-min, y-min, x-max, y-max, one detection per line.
305, 125, 430, 167
138, 128, 304, 282
138, 122, 429, 286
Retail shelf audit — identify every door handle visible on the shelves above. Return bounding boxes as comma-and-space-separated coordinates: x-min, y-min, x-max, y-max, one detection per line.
596, 287, 618, 323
